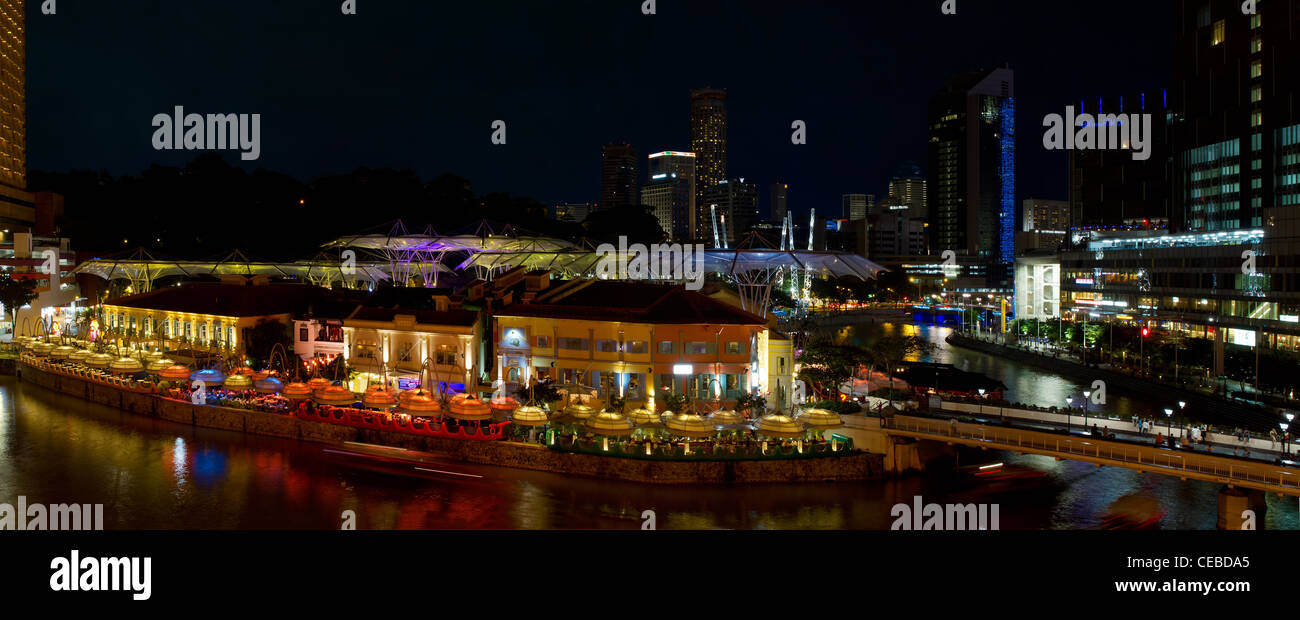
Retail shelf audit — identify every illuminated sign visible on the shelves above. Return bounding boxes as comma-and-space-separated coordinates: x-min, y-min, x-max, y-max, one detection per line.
673, 364, 693, 375
649, 151, 696, 158
1075, 278, 1094, 285
1229, 328, 1257, 347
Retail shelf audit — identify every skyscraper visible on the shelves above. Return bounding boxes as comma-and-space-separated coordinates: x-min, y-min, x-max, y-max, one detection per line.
704, 178, 758, 245
1173, 1, 1300, 233
690, 88, 727, 239
1016, 198, 1070, 254
769, 182, 788, 223
928, 66, 1016, 288
641, 151, 696, 241
842, 194, 869, 221
0, 0, 30, 232
888, 169, 928, 221
1070, 92, 1172, 228
600, 143, 638, 211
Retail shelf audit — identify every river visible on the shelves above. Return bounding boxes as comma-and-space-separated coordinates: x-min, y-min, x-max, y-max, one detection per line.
1, 323, 1297, 529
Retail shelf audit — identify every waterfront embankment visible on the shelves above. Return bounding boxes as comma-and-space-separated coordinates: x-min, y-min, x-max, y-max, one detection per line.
16, 360, 883, 485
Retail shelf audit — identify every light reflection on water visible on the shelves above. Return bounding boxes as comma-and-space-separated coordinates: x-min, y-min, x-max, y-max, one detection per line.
0, 362, 1296, 530
831, 322, 1157, 418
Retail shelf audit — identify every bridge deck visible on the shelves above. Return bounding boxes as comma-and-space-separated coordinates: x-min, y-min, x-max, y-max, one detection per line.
884, 415, 1300, 496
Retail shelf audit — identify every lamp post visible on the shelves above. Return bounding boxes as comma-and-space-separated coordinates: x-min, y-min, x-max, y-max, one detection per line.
1164, 408, 1173, 436
1083, 390, 1092, 431
1285, 413, 1295, 456
977, 388, 985, 418
1178, 401, 1187, 437
1065, 396, 1073, 433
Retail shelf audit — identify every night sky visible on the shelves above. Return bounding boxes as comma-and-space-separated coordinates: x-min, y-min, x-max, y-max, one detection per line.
29, 0, 1171, 221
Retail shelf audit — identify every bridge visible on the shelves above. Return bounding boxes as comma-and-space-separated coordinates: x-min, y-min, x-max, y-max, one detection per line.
838, 413, 1300, 528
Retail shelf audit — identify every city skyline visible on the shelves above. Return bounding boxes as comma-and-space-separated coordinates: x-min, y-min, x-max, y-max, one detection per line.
27, 1, 1170, 222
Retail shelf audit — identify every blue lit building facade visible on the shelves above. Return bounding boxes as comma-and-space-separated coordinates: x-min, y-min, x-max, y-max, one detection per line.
928, 66, 1016, 291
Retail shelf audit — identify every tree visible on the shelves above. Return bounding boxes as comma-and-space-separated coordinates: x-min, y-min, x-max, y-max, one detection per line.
869, 335, 936, 405
243, 319, 291, 368
797, 340, 872, 401
0, 274, 38, 333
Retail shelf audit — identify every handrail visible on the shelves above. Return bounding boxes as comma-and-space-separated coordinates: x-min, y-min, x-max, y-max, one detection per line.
884, 414, 1300, 493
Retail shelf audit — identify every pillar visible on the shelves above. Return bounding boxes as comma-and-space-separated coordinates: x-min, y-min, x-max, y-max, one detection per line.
1217, 486, 1267, 530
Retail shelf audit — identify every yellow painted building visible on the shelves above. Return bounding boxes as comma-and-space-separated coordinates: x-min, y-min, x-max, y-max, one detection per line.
99, 282, 338, 359
341, 307, 480, 393
492, 280, 774, 411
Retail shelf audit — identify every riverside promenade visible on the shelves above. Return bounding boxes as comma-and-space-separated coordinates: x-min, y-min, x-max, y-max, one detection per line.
15, 358, 882, 485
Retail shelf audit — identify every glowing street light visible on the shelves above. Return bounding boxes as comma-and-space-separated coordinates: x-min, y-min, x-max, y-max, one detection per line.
1083, 390, 1092, 430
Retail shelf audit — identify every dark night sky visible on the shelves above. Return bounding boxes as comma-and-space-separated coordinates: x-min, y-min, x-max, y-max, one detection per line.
28, 0, 1171, 221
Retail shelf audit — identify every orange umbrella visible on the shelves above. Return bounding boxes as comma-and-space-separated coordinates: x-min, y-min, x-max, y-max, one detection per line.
447, 395, 492, 421
282, 382, 313, 400
159, 365, 192, 381
397, 390, 441, 415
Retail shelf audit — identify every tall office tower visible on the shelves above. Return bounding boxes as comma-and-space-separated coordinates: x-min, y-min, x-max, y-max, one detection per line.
1015, 198, 1070, 254
1173, 1, 1300, 233
888, 171, 928, 221
690, 88, 727, 238
600, 142, 638, 210
703, 178, 758, 246
868, 210, 928, 256
1069, 92, 1172, 228
769, 182, 788, 222
641, 151, 696, 241
0, 0, 31, 232
842, 194, 869, 221
928, 65, 1016, 288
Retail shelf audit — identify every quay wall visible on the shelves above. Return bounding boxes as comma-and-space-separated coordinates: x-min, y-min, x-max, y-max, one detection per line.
15, 362, 883, 485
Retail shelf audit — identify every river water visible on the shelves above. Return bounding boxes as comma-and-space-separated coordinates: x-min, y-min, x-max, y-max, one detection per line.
1, 323, 1296, 530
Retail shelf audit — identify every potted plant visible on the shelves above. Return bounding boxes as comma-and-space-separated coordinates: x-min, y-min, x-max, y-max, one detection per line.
734, 392, 766, 418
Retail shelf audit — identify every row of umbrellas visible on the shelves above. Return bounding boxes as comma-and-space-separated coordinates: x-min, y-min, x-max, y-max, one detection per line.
20, 336, 844, 436
532, 403, 843, 439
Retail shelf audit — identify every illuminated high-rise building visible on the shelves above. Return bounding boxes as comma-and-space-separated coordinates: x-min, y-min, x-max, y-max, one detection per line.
690, 88, 727, 239
1172, 0, 1300, 233
888, 167, 928, 221
0, 0, 31, 232
704, 178, 758, 245
928, 66, 1016, 289
642, 151, 696, 240
842, 194, 868, 221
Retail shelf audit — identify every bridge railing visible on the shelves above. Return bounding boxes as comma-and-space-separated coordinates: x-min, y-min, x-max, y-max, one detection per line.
886, 415, 1300, 493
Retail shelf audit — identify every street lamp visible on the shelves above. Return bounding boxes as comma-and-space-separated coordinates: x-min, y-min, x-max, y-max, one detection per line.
1164, 408, 1173, 436
1065, 396, 1073, 433
1178, 401, 1186, 437
1083, 390, 1091, 431
977, 388, 986, 417
1285, 413, 1296, 456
